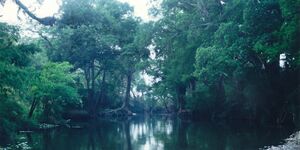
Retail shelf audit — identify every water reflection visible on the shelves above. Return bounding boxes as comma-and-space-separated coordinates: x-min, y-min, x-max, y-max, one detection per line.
130, 117, 170, 150
1, 116, 296, 150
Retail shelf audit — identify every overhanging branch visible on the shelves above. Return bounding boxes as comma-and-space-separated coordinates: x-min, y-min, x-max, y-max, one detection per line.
0, 0, 6, 6
14, 0, 56, 26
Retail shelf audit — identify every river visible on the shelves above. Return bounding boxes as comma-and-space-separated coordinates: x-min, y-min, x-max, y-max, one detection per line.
0, 116, 297, 150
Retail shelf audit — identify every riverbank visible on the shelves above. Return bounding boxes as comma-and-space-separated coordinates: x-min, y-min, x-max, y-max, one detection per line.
262, 131, 300, 150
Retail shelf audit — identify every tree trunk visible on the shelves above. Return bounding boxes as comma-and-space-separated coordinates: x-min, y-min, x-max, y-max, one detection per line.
216, 75, 225, 102
96, 70, 106, 109
84, 66, 91, 90
84, 66, 91, 110
163, 100, 169, 113
178, 94, 185, 112
177, 85, 186, 112
89, 60, 96, 117
213, 75, 225, 118
123, 73, 132, 110
43, 101, 51, 122
28, 99, 38, 118
123, 121, 132, 150
190, 77, 196, 91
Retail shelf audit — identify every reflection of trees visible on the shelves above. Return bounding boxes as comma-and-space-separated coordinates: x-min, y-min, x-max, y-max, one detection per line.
153, 118, 189, 150
18, 118, 296, 150
177, 119, 188, 149
123, 120, 132, 150
136, 117, 177, 149
129, 116, 174, 150
87, 122, 96, 150
42, 131, 53, 150
29, 121, 126, 150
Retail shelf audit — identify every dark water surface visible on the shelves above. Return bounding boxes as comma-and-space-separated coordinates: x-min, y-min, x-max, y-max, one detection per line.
1, 116, 297, 150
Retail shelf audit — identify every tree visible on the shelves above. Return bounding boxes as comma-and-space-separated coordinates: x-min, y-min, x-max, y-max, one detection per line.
150, 0, 300, 124
28, 62, 80, 123
0, 22, 38, 136
150, 0, 220, 113
118, 22, 152, 113
46, 0, 153, 116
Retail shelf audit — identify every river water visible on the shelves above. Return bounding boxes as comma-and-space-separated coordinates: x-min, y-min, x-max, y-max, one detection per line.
0, 116, 297, 150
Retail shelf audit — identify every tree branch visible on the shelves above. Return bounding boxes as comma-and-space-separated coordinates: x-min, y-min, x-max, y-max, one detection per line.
27, 28, 55, 49
0, 0, 6, 6
14, 0, 56, 26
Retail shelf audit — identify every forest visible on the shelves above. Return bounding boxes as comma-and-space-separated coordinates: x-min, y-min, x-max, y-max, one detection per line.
0, 0, 299, 149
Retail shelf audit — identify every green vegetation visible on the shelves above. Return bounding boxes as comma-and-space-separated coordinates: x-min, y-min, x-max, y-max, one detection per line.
0, 0, 299, 142
0, 22, 80, 140
150, 0, 300, 124
0, 23, 37, 137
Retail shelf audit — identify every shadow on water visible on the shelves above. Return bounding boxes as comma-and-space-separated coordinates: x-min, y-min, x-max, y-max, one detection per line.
1, 116, 297, 150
